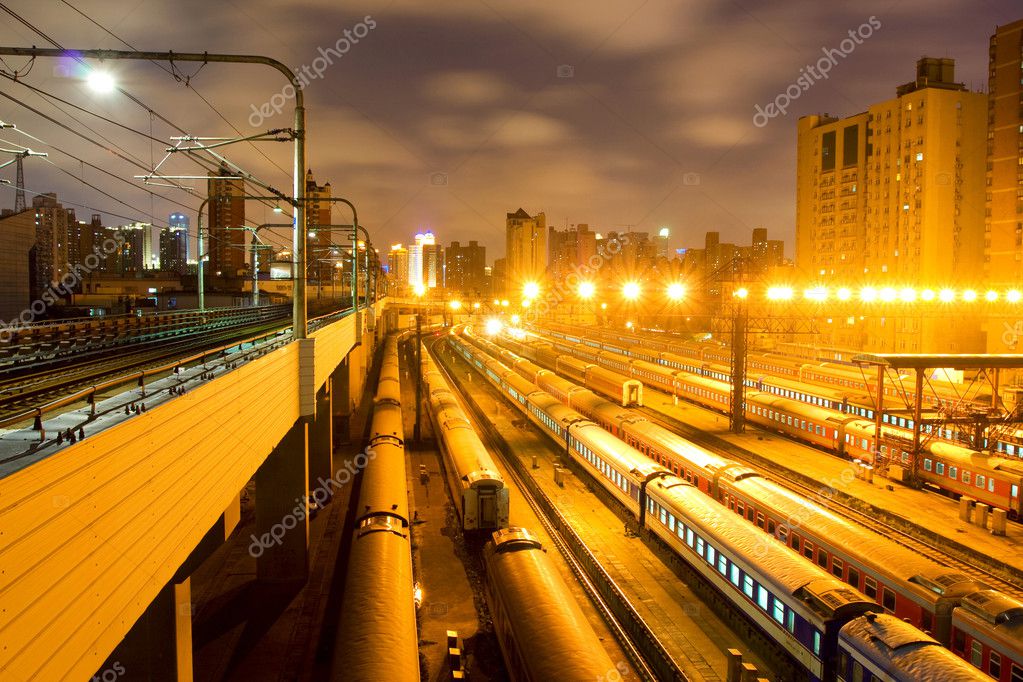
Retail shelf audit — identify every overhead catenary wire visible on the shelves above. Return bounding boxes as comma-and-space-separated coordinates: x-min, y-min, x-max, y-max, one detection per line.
0, 2, 289, 218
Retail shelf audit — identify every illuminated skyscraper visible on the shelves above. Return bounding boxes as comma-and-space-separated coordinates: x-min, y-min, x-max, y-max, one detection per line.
506, 208, 547, 294
207, 164, 246, 280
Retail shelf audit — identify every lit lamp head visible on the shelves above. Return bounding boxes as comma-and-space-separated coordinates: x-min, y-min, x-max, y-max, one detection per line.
622, 281, 641, 301
666, 283, 685, 301
86, 69, 116, 93
523, 281, 541, 299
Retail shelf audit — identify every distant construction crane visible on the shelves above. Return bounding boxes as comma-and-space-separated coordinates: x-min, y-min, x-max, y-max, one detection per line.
14, 153, 24, 212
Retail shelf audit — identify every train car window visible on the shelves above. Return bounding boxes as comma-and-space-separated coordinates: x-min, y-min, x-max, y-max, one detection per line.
736, 501, 745, 516
971, 640, 983, 668
717, 554, 727, 576
767, 519, 776, 534
989, 651, 1001, 679
813, 631, 822, 657
864, 576, 877, 600
924, 458, 933, 472
791, 533, 800, 551
686, 528, 695, 548
707, 546, 716, 565
756, 513, 765, 529
936, 462, 945, 475
989, 479, 995, 493
950, 466, 958, 479
743, 575, 755, 599
747, 507, 755, 522
832, 557, 844, 578
786, 610, 796, 634
817, 551, 828, 569
773, 599, 785, 624
1011, 662, 1023, 682
1013, 485, 1020, 499
757, 586, 770, 611
852, 661, 863, 682
963, 471, 972, 485
696, 537, 705, 557
730, 564, 741, 587
882, 588, 896, 612
977, 475, 985, 489
803, 541, 814, 560
847, 567, 861, 591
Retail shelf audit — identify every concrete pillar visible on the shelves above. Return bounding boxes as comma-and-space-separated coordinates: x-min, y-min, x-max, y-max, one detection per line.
255, 418, 309, 584
97, 579, 193, 681
331, 359, 352, 447
308, 386, 333, 500
726, 649, 743, 682
975, 503, 990, 529
959, 497, 975, 523
741, 662, 761, 682
992, 508, 1008, 536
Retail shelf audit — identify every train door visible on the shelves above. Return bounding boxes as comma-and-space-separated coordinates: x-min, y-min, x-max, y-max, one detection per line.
479, 489, 498, 528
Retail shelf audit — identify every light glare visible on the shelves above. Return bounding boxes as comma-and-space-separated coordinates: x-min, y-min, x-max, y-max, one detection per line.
622, 281, 641, 301
962, 289, 977, 302
578, 281, 596, 299
938, 288, 955, 303
86, 69, 116, 93
522, 281, 540, 299
766, 286, 793, 301
666, 283, 686, 300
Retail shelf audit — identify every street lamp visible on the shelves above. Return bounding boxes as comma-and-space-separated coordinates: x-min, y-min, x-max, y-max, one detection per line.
0, 46, 310, 338
622, 281, 641, 301
666, 282, 685, 301
85, 69, 116, 93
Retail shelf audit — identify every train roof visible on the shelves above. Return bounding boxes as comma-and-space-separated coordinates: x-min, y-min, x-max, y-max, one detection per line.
925, 443, 1021, 472
622, 419, 730, 470
488, 526, 543, 552
960, 590, 1023, 625
648, 479, 875, 621
735, 477, 980, 597
571, 421, 669, 480
839, 612, 989, 682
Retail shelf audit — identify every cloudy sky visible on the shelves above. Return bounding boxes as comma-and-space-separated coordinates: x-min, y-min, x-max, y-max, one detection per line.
0, 0, 1017, 261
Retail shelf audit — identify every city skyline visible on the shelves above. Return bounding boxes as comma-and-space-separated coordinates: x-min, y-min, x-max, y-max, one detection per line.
0, 1, 1017, 261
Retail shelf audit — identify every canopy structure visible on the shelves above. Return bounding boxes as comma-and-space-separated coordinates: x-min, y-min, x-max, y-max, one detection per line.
851, 354, 1023, 476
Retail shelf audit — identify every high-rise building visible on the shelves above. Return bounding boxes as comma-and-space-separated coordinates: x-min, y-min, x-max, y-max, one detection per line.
796, 112, 870, 281
207, 164, 246, 280
169, 213, 191, 263
115, 223, 154, 274
388, 244, 409, 293
407, 231, 441, 290
0, 209, 36, 321
31, 193, 69, 295
655, 227, 671, 259
445, 240, 486, 295
160, 225, 188, 274
506, 208, 547, 295
306, 170, 335, 281
548, 223, 596, 282
985, 19, 1023, 287
797, 58, 987, 352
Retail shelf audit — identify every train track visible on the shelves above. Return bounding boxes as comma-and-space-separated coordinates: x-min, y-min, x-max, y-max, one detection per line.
0, 317, 289, 422
638, 404, 1023, 600
428, 337, 684, 682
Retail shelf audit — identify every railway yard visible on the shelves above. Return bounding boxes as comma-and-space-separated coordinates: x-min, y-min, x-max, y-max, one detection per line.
5, 311, 1023, 681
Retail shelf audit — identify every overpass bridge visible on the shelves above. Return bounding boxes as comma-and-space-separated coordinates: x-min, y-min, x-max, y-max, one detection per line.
0, 300, 401, 680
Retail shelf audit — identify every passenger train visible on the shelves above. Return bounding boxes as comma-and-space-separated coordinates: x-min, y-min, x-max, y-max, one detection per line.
451, 330, 991, 681
521, 326, 1023, 521
463, 327, 1023, 679
483, 527, 622, 681
331, 334, 420, 681
422, 342, 509, 532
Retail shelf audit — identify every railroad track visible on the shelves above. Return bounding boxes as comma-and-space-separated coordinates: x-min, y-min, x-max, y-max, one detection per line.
0, 317, 291, 422
427, 337, 683, 682
638, 404, 1023, 600
0, 304, 349, 425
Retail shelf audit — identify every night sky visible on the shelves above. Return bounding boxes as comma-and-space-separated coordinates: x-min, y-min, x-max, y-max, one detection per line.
0, 0, 1017, 259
